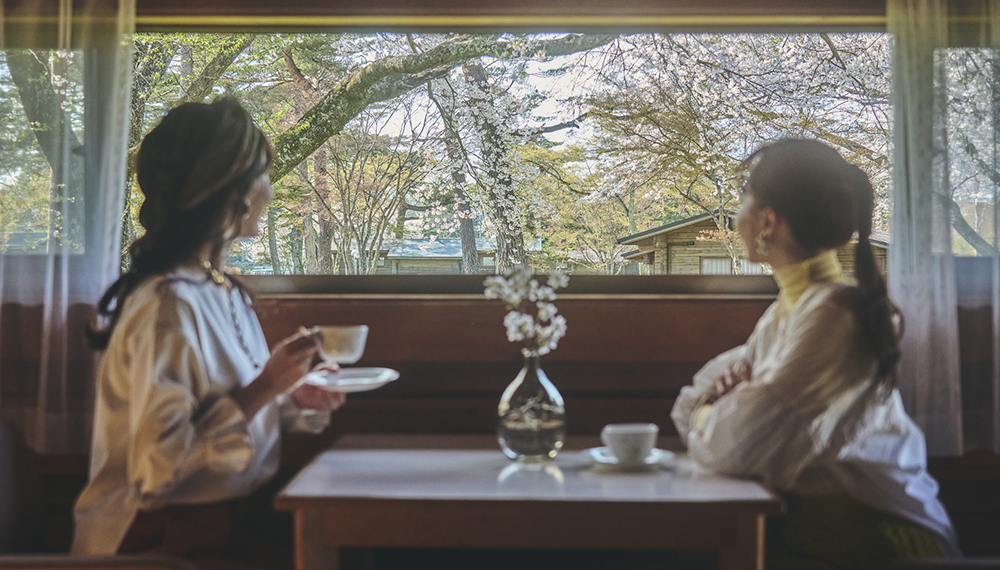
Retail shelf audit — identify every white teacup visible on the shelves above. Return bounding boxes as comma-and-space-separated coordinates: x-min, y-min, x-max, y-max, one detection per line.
601, 423, 659, 466
309, 325, 369, 364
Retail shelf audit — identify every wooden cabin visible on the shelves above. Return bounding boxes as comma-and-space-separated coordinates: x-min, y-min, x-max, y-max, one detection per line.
619, 212, 889, 276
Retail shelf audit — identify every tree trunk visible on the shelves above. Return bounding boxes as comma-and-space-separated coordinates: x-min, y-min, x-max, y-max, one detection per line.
428, 78, 481, 274
313, 147, 335, 274
303, 207, 318, 274
317, 216, 336, 273
711, 211, 744, 275
267, 206, 283, 275
628, 185, 637, 235
289, 225, 304, 274
6, 50, 84, 254
462, 60, 526, 272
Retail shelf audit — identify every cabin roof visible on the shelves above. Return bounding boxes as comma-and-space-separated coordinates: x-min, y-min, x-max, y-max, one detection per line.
617, 212, 718, 245
617, 213, 889, 249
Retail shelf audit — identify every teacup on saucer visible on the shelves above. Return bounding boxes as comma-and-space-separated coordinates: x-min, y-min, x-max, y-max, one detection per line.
309, 325, 368, 364
600, 423, 658, 467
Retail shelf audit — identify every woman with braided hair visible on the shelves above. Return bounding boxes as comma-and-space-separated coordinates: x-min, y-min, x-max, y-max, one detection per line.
671, 139, 959, 568
73, 98, 345, 562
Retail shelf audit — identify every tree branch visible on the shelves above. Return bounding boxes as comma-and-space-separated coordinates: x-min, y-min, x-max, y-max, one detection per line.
176, 33, 256, 105
519, 112, 590, 137
269, 34, 617, 183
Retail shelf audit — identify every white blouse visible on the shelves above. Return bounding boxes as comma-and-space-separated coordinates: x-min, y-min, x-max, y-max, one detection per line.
72, 268, 329, 555
671, 281, 960, 554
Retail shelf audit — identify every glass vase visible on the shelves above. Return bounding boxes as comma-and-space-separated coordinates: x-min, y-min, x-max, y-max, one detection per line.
497, 350, 566, 462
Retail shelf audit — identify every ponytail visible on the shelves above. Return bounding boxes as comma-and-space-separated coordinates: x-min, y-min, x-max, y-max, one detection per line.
744, 139, 903, 384
849, 166, 902, 384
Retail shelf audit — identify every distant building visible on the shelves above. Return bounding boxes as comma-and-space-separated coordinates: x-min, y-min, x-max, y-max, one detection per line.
374, 238, 542, 275
617, 212, 888, 275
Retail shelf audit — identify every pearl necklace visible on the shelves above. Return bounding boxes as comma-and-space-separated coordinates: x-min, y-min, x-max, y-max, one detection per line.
199, 258, 261, 369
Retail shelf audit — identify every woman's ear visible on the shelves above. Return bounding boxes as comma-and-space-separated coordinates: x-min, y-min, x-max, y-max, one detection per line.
758, 207, 779, 234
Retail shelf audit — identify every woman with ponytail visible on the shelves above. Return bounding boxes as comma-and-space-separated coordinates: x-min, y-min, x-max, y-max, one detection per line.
671, 139, 959, 567
72, 98, 346, 562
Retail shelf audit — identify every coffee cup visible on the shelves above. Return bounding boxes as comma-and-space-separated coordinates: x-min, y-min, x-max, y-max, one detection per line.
309, 325, 368, 364
600, 423, 658, 466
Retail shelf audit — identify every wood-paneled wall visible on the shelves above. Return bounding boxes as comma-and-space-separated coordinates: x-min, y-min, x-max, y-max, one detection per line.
255, 294, 769, 456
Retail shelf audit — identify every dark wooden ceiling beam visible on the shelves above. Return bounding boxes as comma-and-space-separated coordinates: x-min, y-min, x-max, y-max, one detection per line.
131, 0, 886, 31
1, 0, 888, 38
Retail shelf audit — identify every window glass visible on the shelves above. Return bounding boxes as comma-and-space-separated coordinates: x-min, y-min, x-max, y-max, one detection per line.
1, 49, 86, 255
119, 32, 894, 276
941, 47, 1000, 257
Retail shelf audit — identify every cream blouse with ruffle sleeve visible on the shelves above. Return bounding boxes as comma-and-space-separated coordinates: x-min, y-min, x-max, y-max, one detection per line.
671, 279, 960, 555
72, 268, 329, 555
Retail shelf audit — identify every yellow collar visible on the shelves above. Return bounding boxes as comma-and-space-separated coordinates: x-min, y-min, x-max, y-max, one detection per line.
773, 250, 846, 317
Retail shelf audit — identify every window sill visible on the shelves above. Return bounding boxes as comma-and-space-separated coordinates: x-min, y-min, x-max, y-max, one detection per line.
244, 274, 779, 299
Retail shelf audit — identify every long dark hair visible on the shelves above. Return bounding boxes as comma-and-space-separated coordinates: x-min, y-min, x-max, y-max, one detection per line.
743, 138, 901, 383
88, 97, 273, 349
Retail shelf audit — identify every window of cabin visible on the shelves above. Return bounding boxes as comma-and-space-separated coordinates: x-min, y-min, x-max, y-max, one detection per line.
740, 259, 767, 275
700, 257, 766, 275
700, 257, 732, 275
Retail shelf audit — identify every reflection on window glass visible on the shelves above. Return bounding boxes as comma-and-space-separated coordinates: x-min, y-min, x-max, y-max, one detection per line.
942, 47, 1000, 257
1, 49, 85, 255
123, 32, 893, 275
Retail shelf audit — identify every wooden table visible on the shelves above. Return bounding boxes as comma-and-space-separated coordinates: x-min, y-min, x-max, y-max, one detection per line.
275, 434, 783, 570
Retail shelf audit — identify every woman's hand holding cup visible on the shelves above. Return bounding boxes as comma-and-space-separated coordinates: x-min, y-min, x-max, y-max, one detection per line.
235, 327, 320, 418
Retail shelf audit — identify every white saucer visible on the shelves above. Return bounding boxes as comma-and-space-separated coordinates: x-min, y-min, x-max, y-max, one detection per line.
302, 367, 399, 393
587, 447, 675, 467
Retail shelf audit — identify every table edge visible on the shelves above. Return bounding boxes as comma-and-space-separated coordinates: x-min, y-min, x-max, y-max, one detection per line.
274, 495, 785, 516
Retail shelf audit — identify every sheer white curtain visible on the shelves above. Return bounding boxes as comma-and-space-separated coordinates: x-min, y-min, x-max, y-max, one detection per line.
889, 0, 1000, 455
0, 0, 134, 453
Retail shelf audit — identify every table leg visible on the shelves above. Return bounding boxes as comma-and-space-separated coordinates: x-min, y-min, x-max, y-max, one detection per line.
717, 513, 766, 570
295, 510, 340, 570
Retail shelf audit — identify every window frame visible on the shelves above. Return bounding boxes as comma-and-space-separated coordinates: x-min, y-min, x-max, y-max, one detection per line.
8, 0, 892, 298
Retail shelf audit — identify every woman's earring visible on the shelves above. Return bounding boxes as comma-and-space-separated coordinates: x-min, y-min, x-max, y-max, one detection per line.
243, 198, 252, 220
755, 232, 770, 255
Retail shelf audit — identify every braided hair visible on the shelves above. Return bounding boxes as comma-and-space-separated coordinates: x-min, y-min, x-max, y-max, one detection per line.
743, 139, 901, 383
88, 97, 273, 349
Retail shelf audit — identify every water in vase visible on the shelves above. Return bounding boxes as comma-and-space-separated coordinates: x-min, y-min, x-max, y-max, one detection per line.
498, 417, 566, 461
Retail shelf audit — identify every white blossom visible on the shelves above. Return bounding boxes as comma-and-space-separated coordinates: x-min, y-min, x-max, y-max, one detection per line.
547, 271, 569, 289
503, 310, 535, 342
485, 266, 569, 354
536, 315, 567, 355
536, 301, 557, 321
